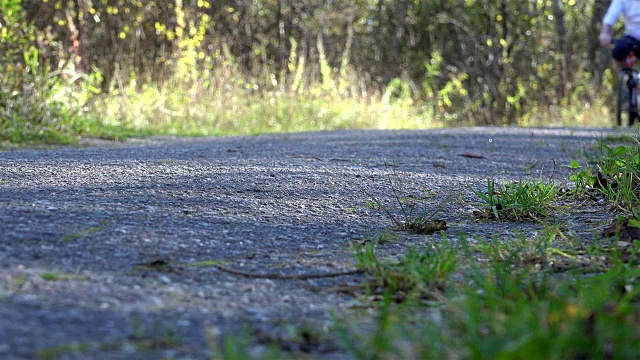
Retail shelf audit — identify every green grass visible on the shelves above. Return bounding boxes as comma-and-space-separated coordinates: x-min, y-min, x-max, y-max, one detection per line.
363, 229, 401, 245
0, 127, 76, 146
206, 326, 284, 360
365, 166, 454, 235
3, 81, 442, 146
40, 272, 58, 281
61, 221, 109, 243
85, 82, 440, 138
333, 136, 640, 359
36, 322, 183, 359
0, 117, 145, 148
339, 232, 640, 359
1, 60, 619, 147
567, 135, 640, 217
39, 272, 92, 282
592, 141, 640, 216
354, 237, 458, 302
470, 179, 559, 220
37, 343, 90, 360
181, 259, 229, 267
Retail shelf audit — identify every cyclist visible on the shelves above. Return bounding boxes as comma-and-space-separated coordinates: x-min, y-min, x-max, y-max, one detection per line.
601, 0, 640, 120
600, 0, 640, 69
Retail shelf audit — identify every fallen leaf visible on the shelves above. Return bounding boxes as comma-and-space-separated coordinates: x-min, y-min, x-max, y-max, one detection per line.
601, 217, 640, 242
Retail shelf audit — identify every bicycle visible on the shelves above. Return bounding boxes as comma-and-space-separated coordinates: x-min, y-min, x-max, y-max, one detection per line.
615, 39, 639, 127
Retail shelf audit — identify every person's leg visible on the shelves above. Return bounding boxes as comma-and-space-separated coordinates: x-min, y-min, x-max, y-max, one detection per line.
612, 35, 634, 73
612, 35, 635, 65
614, 36, 640, 109
630, 36, 640, 110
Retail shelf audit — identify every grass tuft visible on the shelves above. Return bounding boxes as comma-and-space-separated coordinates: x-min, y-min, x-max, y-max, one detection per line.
470, 179, 558, 221
336, 135, 640, 359
354, 235, 459, 302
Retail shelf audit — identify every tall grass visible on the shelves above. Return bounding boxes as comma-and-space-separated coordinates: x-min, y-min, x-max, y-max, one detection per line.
0, 62, 618, 146
59, 56, 621, 140
87, 66, 441, 137
0, 22, 618, 145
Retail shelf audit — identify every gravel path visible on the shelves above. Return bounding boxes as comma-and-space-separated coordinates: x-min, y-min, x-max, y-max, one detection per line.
0, 127, 630, 359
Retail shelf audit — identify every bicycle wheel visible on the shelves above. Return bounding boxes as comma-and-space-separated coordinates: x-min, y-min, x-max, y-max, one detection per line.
631, 70, 639, 126
631, 85, 638, 127
617, 73, 631, 127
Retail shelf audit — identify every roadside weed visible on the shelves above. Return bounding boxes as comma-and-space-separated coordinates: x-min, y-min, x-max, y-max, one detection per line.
590, 141, 640, 216
455, 264, 640, 359
39, 272, 91, 282
361, 228, 400, 245
470, 179, 558, 220
597, 143, 637, 173
334, 293, 447, 360
601, 133, 637, 144
365, 165, 453, 235
335, 136, 640, 360
206, 326, 283, 360
566, 160, 595, 195
472, 232, 553, 272
61, 220, 109, 243
354, 235, 459, 301
37, 343, 90, 360
599, 171, 640, 215
40, 272, 58, 281
339, 231, 640, 359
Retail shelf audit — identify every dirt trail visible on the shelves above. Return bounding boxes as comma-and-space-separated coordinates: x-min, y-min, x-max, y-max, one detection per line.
0, 127, 629, 359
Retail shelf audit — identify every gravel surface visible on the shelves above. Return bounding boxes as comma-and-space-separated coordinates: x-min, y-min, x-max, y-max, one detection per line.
0, 127, 631, 359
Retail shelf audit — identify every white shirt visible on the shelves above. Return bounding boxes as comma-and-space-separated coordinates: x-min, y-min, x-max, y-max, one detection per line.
604, 0, 640, 40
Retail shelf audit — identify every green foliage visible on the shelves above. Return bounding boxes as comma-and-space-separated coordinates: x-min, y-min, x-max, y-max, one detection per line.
354, 236, 458, 299
340, 232, 640, 359
337, 137, 640, 360
454, 265, 640, 359
37, 342, 90, 360
471, 179, 559, 220
206, 326, 283, 360
365, 167, 453, 234
598, 142, 640, 175
40, 272, 58, 281
566, 160, 595, 194
0, 0, 620, 144
365, 229, 401, 245
383, 78, 413, 105
590, 138, 640, 216
0, 0, 88, 144
4, 0, 618, 144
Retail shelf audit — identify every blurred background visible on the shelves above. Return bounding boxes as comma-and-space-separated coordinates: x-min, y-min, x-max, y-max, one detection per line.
0, 0, 621, 143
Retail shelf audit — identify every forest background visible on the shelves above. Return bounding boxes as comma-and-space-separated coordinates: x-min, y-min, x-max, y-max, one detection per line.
0, 0, 623, 143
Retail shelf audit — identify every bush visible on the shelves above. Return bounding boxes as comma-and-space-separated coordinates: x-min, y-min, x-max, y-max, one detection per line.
0, 0, 84, 144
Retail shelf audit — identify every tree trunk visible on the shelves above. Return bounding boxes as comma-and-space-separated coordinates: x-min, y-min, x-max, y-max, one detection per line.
589, 0, 610, 86
390, 0, 409, 76
276, 0, 291, 73
553, 0, 570, 102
